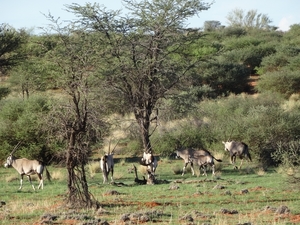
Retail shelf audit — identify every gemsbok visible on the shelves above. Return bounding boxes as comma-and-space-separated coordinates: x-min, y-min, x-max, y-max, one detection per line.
222, 140, 252, 169
99, 139, 119, 183
140, 150, 158, 179
100, 154, 114, 183
175, 148, 221, 176
4, 142, 51, 190
191, 153, 222, 176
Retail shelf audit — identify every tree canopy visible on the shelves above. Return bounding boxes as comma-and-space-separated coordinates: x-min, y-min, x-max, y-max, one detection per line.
65, 0, 212, 152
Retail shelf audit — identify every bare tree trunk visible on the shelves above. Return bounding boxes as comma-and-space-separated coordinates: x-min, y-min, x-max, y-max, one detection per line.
66, 131, 97, 208
136, 111, 152, 152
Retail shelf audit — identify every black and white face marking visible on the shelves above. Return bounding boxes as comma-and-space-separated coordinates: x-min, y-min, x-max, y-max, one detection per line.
4, 155, 13, 168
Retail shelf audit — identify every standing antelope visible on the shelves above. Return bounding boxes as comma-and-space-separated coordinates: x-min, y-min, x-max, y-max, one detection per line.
175, 148, 216, 176
222, 140, 252, 169
100, 139, 119, 183
191, 154, 222, 177
4, 142, 51, 190
100, 153, 114, 183
140, 150, 158, 179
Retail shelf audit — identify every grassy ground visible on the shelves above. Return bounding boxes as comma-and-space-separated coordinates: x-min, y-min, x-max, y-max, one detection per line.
0, 156, 300, 224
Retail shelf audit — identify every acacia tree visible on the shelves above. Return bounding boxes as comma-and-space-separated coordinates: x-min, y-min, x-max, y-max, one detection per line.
43, 21, 107, 208
226, 9, 275, 30
66, 0, 211, 153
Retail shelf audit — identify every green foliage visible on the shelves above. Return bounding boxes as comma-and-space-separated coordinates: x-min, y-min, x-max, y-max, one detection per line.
0, 24, 28, 74
223, 35, 262, 50
272, 141, 300, 166
221, 27, 246, 37
3, 33, 61, 97
257, 42, 300, 73
203, 20, 223, 32
272, 141, 300, 183
154, 94, 300, 167
163, 91, 198, 119
0, 95, 55, 161
221, 37, 276, 73
198, 94, 300, 165
0, 86, 10, 100
1, 1, 300, 173
196, 60, 250, 95
123, 139, 143, 156
256, 70, 300, 98
283, 23, 300, 44
257, 52, 289, 73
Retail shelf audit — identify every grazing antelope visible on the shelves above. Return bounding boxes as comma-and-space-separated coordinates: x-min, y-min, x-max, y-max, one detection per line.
175, 148, 211, 176
191, 154, 222, 177
4, 142, 51, 190
222, 140, 252, 169
140, 151, 158, 179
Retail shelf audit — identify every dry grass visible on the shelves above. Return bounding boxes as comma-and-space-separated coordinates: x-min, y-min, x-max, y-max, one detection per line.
171, 164, 183, 175
256, 167, 266, 176
5, 174, 41, 182
5, 174, 19, 182
138, 164, 148, 175
50, 170, 66, 181
281, 94, 300, 111
87, 161, 101, 178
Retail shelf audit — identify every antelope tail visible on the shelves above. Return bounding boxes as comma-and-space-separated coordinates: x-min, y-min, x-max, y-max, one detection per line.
248, 152, 252, 162
213, 156, 222, 162
45, 166, 52, 181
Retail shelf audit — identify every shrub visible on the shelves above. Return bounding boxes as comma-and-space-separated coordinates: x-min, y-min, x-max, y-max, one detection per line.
0, 95, 54, 161
256, 70, 300, 98
163, 93, 300, 168
272, 141, 300, 182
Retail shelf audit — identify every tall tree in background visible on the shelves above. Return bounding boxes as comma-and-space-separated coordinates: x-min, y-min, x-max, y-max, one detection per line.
226, 9, 275, 30
204, 20, 223, 32
8, 35, 59, 99
0, 24, 28, 99
0, 24, 28, 75
66, 0, 211, 153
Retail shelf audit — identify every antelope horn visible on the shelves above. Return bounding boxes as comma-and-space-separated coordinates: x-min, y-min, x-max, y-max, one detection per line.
182, 137, 189, 147
227, 128, 234, 142
108, 138, 111, 154
111, 139, 120, 154
11, 141, 22, 155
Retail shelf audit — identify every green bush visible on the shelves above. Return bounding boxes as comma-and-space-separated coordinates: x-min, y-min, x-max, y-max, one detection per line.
272, 141, 300, 182
0, 95, 55, 162
196, 61, 250, 95
256, 70, 300, 98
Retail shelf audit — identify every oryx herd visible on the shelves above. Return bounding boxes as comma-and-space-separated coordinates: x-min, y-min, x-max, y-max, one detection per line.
3, 139, 252, 189
175, 147, 222, 177
174, 140, 252, 177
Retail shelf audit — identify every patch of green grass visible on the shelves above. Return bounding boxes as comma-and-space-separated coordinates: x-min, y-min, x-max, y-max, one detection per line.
0, 158, 299, 224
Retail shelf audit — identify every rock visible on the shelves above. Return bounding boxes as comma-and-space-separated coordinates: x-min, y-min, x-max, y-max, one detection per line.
241, 189, 249, 194
169, 184, 180, 190
275, 205, 290, 214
